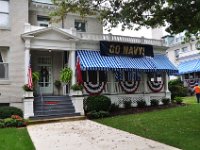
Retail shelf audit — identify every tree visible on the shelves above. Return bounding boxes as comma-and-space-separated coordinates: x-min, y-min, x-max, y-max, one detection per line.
50, 0, 200, 36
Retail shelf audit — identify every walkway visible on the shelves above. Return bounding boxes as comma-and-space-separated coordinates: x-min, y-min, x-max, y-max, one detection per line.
27, 120, 180, 150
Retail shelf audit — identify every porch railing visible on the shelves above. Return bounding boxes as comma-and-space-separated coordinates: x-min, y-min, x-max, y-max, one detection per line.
77, 33, 165, 47
0, 63, 8, 79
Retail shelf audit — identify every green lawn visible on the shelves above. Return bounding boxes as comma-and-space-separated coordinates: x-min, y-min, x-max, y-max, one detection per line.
96, 99, 200, 150
0, 128, 35, 150
182, 96, 197, 104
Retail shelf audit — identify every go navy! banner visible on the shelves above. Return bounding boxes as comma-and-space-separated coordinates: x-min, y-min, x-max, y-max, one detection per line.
100, 41, 154, 57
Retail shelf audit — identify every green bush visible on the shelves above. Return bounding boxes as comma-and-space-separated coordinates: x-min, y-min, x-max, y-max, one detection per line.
168, 78, 187, 100
162, 98, 170, 105
85, 95, 111, 112
123, 100, 132, 109
110, 103, 120, 112
0, 119, 4, 128
137, 100, 147, 108
150, 99, 159, 106
4, 118, 17, 127
0, 107, 23, 119
174, 97, 183, 104
0, 116, 27, 128
71, 83, 83, 91
87, 110, 110, 119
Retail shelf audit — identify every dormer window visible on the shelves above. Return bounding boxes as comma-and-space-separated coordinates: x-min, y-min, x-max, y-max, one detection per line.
74, 20, 86, 32
37, 16, 50, 27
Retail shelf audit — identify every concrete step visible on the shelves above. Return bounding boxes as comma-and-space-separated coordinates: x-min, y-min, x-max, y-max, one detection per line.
34, 100, 73, 105
34, 104, 75, 110
34, 96, 71, 101
29, 115, 85, 125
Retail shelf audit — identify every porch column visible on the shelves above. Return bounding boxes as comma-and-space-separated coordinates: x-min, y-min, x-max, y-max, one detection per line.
164, 72, 170, 92
24, 38, 31, 84
142, 72, 150, 105
142, 72, 148, 93
69, 50, 76, 85
164, 72, 171, 99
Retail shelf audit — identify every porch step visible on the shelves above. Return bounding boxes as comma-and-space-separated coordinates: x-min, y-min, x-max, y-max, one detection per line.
34, 100, 73, 105
35, 96, 72, 101
34, 95, 78, 118
29, 114, 85, 125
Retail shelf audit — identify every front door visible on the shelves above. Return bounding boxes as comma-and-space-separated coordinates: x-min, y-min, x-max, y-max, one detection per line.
37, 56, 53, 95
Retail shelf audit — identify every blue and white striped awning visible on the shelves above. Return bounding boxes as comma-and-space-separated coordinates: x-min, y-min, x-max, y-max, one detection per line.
77, 50, 178, 73
178, 59, 200, 74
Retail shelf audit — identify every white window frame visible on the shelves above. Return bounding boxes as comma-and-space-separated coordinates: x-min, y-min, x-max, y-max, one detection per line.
74, 20, 87, 32
37, 15, 50, 27
0, 47, 9, 80
0, 0, 9, 29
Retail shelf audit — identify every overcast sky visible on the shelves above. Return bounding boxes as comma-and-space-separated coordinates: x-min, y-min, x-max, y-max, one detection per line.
103, 26, 168, 39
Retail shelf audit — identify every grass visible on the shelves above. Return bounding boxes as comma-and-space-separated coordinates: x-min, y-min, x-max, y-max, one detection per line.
0, 128, 35, 150
182, 96, 197, 104
96, 97, 200, 150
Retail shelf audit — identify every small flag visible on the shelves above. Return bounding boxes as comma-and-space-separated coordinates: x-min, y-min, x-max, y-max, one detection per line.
27, 63, 33, 90
76, 57, 83, 84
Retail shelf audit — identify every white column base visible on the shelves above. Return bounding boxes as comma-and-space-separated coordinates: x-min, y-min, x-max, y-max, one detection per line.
23, 98, 34, 119
69, 90, 83, 96
165, 91, 171, 99
71, 96, 84, 115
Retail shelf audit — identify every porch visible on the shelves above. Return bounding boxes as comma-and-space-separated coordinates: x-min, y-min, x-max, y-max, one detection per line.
21, 25, 177, 119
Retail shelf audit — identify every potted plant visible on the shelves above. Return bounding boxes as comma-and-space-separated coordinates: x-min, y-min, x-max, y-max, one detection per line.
60, 67, 72, 83
71, 83, 83, 95
54, 80, 61, 95
22, 84, 33, 97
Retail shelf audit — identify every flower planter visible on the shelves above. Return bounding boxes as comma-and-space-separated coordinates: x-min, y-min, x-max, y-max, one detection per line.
70, 90, 83, 96
24, 91, 33, 98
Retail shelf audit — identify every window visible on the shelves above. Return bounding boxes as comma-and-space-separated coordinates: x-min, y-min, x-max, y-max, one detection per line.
86, 71, 107, 83
148, 73, 162, 82
88, 71, 97, 83
32, 0, 52, 4
74, 20, 86, 32
124, 71, 140, 81
184, 74, 189, 79
0, 47, 9, 79
0, 0, 9, 27
182, 47, 188, 52
37, 16, 50, 27
174, 49, 180, 58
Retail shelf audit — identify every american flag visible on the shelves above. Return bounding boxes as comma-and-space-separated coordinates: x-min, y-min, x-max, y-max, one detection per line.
27, 63, 33, 90
76, 56, 83, 84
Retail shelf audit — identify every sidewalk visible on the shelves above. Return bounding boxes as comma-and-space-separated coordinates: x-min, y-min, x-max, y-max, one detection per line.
27, 120, 180, 150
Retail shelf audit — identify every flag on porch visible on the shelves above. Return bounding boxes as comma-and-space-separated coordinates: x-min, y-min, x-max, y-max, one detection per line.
27, 62, 33, 90
76, 57, 83, 85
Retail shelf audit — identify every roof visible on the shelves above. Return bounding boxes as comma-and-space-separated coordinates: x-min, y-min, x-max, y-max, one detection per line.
178, 59, 200, 74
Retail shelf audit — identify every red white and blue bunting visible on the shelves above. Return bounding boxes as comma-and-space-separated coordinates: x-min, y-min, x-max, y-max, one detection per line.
187, 79, 199, 88
119, 81, 140, 94
147, 81, 163, 92
83, 82, 106, 95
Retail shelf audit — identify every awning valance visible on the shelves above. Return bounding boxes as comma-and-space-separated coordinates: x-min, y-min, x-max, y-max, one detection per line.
77, 50, 178, 74
178, 59, 200, 74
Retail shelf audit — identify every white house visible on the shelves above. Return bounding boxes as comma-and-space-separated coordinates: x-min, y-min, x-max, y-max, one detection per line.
0, 0, 178, 119
164, 33, 200, 88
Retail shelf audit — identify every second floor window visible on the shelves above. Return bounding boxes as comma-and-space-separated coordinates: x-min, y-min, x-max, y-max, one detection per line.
174, 49, 180, 58
0, 0, 9, 28
75, 20, 86, 32
182, 47, 188, 52
37, 16, 50, 27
